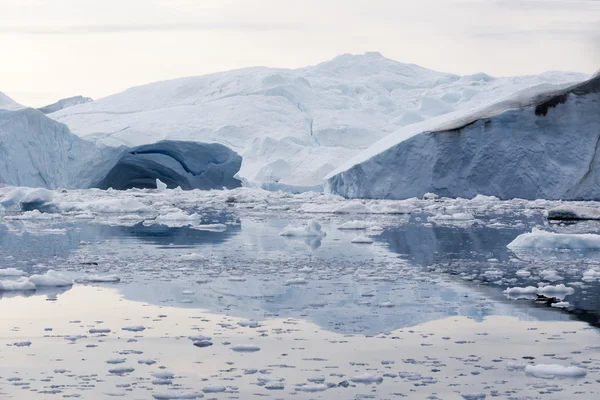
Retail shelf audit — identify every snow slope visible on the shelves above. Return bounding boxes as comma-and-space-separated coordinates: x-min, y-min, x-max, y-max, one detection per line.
49, 53, 587, 191
326, 75, 600, 200
38, 96, 92, 114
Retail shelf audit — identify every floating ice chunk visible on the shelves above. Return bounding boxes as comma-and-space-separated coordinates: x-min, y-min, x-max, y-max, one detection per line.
152, 371, 175, 379
504, 284, 574, 299
461, 394, 486, 400
502, 286, 538, 299
90, 328, 111, 334
378, 301, 394, 308
508, 228, 600, 249
582, 269, 600, 282
29, 270, 72, 287
0, 187, 27, 207
0, 268, 27, 276
109, 367, 134, 375
122, 325, 146, 332
20, 188, 53, 209
3, 209, 56, 221
77, 275, 121, 283
337, 221, 372, 230
524, 364, 587, 378
154, 210, 201, 223
179, 253, 205, 262
284, 277, 308, 285
483, 270, 503, 279
280, 220, 326, 237
515, 269, 531, 277
539, 269, 563, 282
506, 362, 527, 371
265, 383, 285, 390
152, 392, 204, 399
156, 179, 167, 191
538, 284, 575, 297
106, 358, 125, 364
237, 320, 261, 328
202, 386, 226, 393
231, 344, 260, 352
295, 384, 328, 392
138, 359, 156, 365
257, 375, 284, 384
423, 193, 439, 200
193, 340, 213, 348
190, 224, 227, 232
551, 301, 570, 308
350, 374, 383, 384
307, 376, 325, 383
0, 277, 35, 291
73, 198, 152, 214
471, 194, 499, 202
547, 205, 600, 220
351, 236, 374, 244
333, 202, 370, 214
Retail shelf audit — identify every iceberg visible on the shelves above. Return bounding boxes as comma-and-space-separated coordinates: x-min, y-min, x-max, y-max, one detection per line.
46, 53, 586, 192
327, 74, 600, 200
0, 93, 241, 191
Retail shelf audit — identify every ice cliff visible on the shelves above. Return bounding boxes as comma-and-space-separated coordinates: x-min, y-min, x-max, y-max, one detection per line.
326, 74, 600, 200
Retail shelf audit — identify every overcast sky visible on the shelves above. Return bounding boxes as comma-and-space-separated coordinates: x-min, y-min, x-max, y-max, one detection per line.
1, 0, 598, 106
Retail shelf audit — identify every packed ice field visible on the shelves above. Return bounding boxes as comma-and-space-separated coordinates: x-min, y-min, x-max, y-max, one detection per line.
1, 184, 600, 399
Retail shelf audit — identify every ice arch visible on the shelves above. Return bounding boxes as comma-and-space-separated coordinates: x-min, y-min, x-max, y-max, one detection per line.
95, 141, 242, 190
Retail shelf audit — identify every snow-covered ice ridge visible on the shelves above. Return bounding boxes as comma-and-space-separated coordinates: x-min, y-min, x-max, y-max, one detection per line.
46, 52, 586, 192
327, 74, 600, 200
37, 95, 92, 114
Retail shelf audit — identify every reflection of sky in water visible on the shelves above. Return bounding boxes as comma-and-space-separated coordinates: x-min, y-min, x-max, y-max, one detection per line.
2, 213, 600, 335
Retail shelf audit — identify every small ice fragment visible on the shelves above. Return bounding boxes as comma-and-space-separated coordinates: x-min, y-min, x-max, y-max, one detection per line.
122, 325, 146, 332
156, 179, 167, 191
0, 277, 36, 291
231, 344, 260, 352
524, 364, 587, 378
90, 328, 111, 334
350, 374, 383, 384
0, 268, 27, 277
202, 386, 226, 393
284, 277, 307, 285
351, 236, 374, 244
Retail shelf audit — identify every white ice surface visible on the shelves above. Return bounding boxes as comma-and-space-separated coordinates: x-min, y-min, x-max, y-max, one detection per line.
507, 228, 600, 250
327, 75, 600, 200
46, 53, 585, 192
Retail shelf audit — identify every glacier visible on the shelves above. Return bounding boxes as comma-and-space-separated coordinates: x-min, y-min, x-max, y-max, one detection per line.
326, 74, 600, 200
46, 52, 586, 192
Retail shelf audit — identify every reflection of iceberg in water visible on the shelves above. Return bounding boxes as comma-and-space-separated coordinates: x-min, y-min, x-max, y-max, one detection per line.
380, 219, 600, 329
0, 286, 71, 301
117, 218, 568, 335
